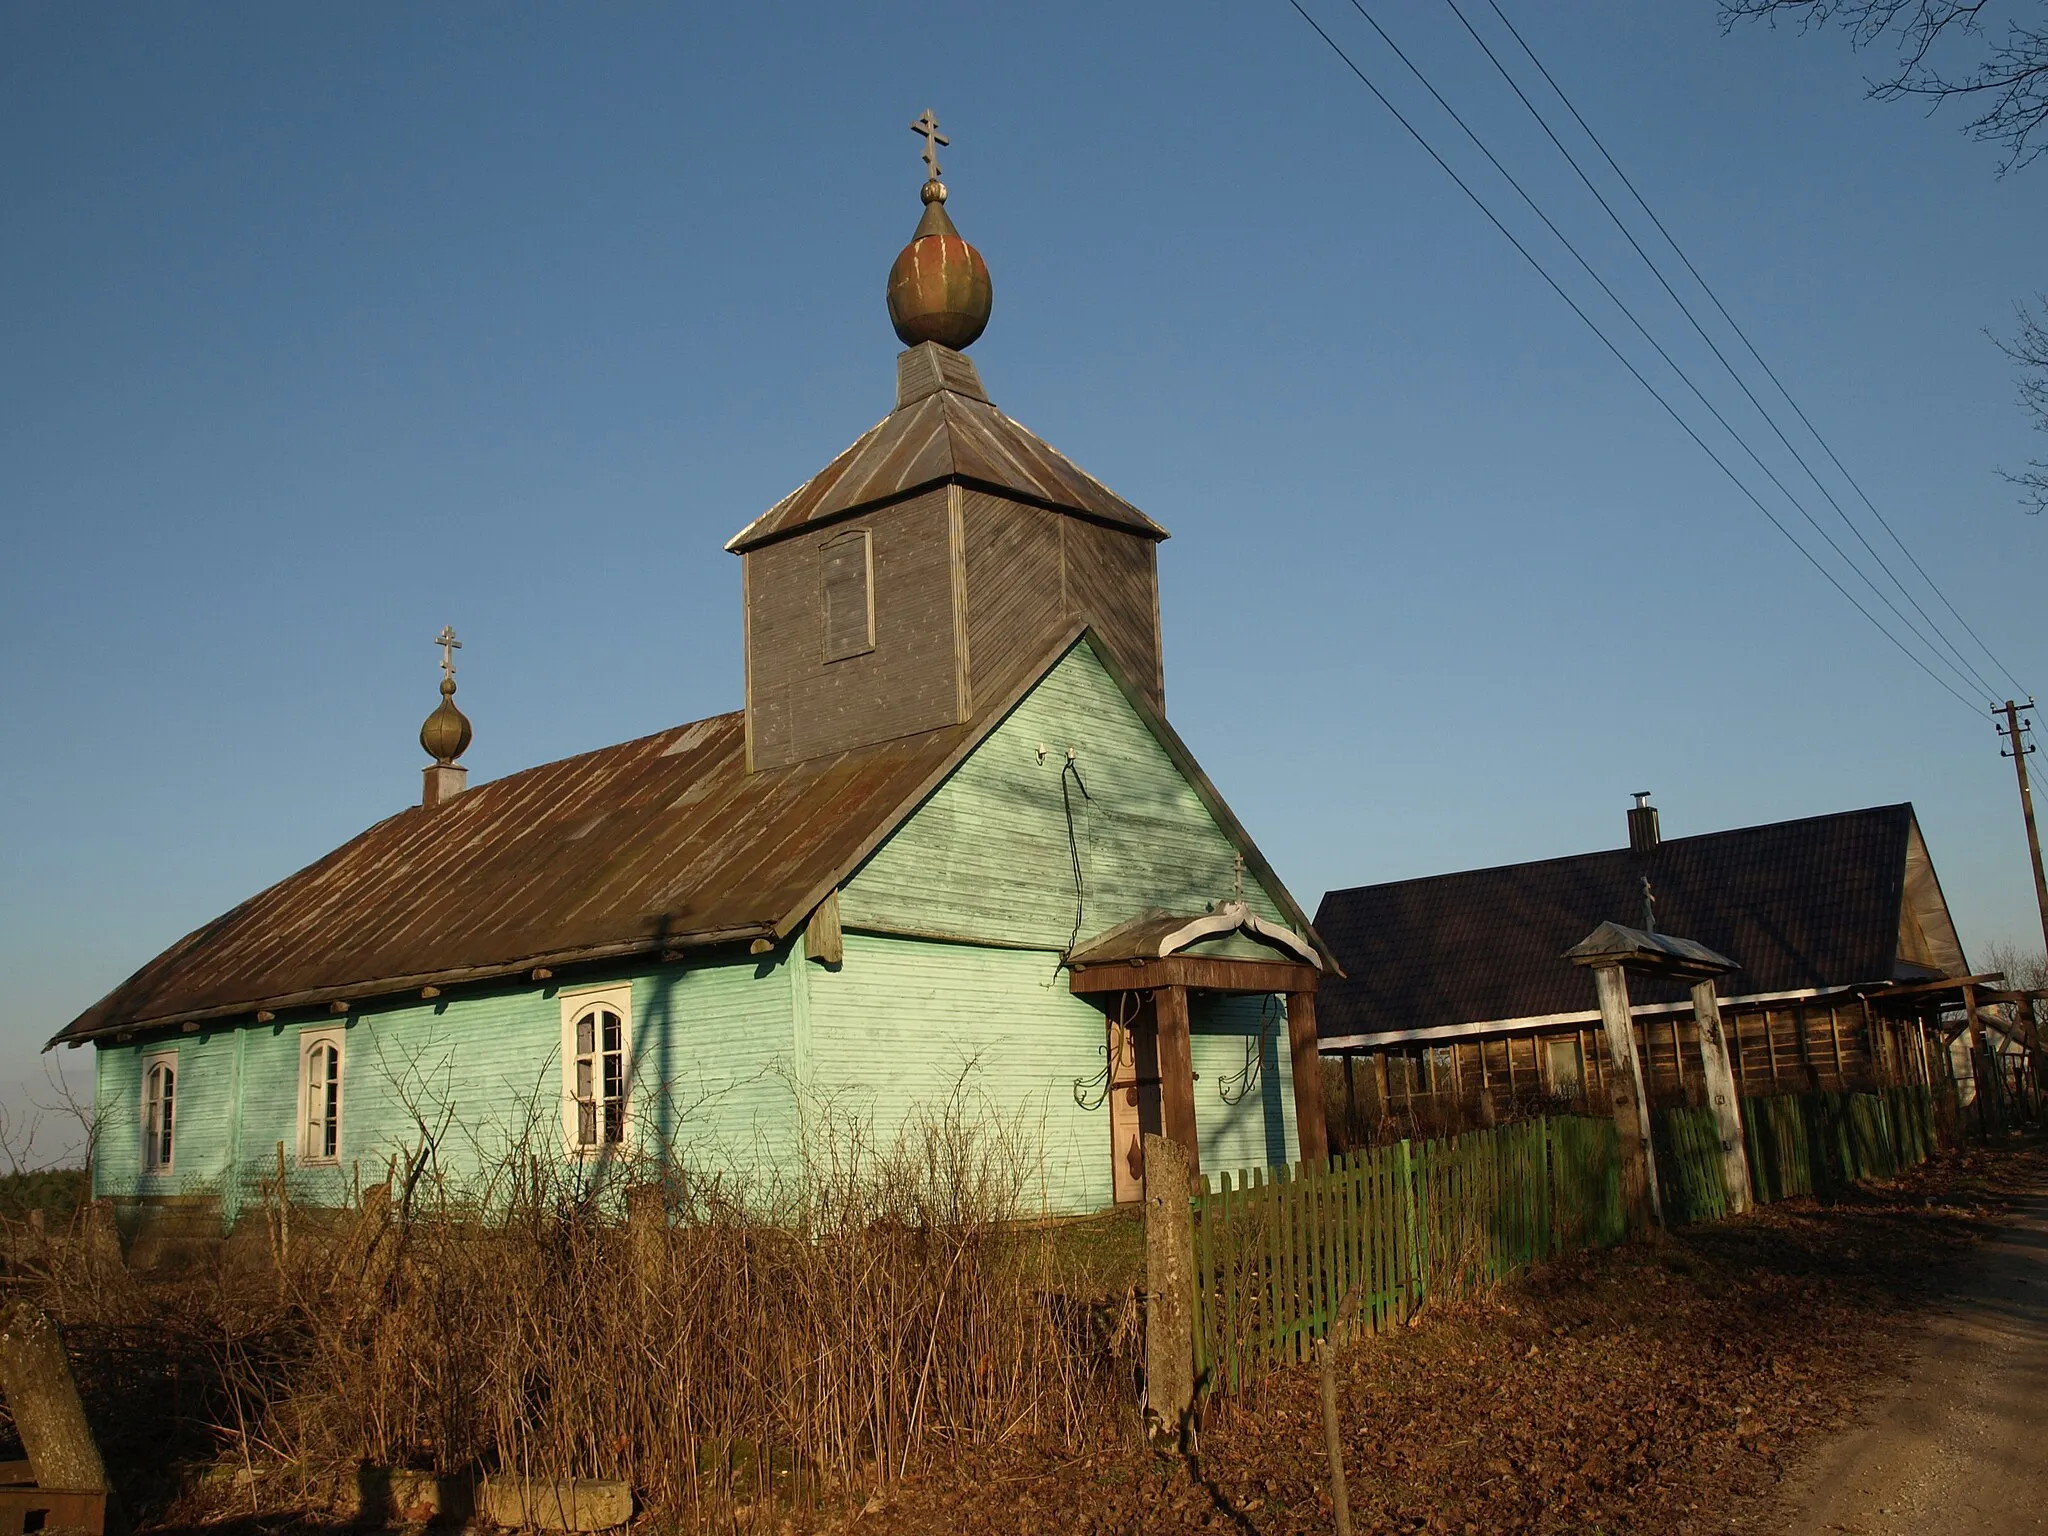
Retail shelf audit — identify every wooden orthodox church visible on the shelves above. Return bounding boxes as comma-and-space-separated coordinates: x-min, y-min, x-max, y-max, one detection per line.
55, 121, 1333, 1237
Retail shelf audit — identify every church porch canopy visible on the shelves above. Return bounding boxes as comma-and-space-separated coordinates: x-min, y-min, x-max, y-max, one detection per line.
1066, 900, 1327, 1174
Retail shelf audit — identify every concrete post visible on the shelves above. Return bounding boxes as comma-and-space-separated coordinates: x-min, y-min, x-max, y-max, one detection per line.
1689, 980, 1753, 1215
1591, 964, 1663, 1233
1155, 986, 1200, 1178
1141, 1133, 1195, 1447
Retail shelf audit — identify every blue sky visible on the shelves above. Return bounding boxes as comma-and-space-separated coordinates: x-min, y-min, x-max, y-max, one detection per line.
3, 2, 2042, 1161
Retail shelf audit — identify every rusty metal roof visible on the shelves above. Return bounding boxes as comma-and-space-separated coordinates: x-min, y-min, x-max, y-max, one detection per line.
726, 386, 1168, 552
51, 708, 984, 1045
1067, 901, 1323, 968
54, 628, 1328, 1047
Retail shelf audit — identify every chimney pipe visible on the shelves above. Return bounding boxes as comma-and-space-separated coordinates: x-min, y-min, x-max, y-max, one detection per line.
1627, 791, 1660, 854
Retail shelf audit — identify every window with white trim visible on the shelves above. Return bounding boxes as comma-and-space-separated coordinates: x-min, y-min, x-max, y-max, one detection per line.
141, 1051, 176, 1174
560, 986, 632, 1153
298, 1028, 345, 1164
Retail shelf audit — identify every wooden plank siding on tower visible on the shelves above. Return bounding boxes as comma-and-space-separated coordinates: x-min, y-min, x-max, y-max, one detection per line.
736, 345, 1167, 772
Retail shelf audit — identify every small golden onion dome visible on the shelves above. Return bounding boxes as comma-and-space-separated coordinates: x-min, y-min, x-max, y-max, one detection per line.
420, 676, 472, 765
886, 181, 993, 351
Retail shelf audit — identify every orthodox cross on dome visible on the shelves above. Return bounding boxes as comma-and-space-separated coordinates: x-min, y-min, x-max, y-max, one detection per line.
435, 625, 462, 681
910, 108, 948, 183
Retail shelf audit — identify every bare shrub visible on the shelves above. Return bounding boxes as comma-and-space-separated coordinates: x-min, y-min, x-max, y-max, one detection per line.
11, 1072, 1122, 1523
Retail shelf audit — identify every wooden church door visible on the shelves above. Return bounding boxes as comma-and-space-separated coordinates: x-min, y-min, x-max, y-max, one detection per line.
1108, 993, 1164, 1204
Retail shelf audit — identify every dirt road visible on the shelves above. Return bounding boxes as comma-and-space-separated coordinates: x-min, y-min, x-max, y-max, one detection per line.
1774, 1188, 2048, 1534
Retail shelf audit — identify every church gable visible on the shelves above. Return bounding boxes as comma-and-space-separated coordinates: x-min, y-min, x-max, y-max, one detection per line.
839, 635, 1304, 954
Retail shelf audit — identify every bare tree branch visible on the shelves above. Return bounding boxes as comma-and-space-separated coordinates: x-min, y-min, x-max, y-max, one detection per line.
1723, 1, 2048, 171
1992, 294, 2048, 511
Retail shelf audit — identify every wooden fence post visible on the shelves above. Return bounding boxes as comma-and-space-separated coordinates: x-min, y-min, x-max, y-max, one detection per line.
626, 1183, 665, 1295
1142, 1133, 1196, 1448
1964, 983, 1997, 1137
0, 1304, 108, 1494
1591, 964, 1663, 1235
1689, 980, 1753, 1215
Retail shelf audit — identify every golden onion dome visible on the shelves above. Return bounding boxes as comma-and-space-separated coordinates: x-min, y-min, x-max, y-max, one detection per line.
420, 676, 472, 766
886, 180, 992, 351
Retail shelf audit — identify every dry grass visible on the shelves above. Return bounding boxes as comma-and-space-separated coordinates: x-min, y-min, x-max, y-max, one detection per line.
0, 1086, 1132, 1527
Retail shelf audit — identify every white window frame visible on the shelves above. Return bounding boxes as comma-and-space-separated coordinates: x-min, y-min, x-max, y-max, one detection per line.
559, 984, 634, 1156
141, 1049, 177, 1176
296, 1027, 346, 1166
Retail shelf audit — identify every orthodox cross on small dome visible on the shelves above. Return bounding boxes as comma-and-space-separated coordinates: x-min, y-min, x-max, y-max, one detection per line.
910, 109, 948, 183
435, 625, 461, 681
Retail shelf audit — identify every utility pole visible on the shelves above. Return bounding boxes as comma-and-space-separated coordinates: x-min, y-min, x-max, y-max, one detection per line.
1996, 700, 2048, 959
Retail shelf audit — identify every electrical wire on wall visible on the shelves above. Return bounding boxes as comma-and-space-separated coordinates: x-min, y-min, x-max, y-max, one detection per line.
1218, 993, 1282, 1105
1059, 749, 1092, 959
1073, 989, 1140, 1111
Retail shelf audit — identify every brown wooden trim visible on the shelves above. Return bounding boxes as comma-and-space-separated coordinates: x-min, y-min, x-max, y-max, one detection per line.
1068, 955, 1321, 996
56, 927, 782, 1047
1868, 972, 2007, 1000
1286, 991, 1327, 1164
728, 473, 1172, 556
947, 483, 972, 723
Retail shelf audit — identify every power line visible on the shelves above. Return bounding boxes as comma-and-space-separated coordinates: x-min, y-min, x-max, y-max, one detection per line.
1329, 0, 1995, 709
1474, 0, 2030, 703
1281, 0, 1987, 716
1444, 0, 2007, 706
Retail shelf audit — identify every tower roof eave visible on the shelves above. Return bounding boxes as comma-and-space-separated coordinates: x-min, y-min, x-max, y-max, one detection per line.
726, 388, 1168, 554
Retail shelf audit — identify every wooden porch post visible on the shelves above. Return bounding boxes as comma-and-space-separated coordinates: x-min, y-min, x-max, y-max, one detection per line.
1965, 982, 1992, 1136
1690, 980, 1753, 1215
1285, 991, 1328, 1165
1592, 963, 1663, 1234
1156, 984, 1200, 1178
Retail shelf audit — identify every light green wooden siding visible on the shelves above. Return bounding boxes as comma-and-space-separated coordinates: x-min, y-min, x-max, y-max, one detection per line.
1190, 993, 1298, 1175
799, 934, 1297, 1214
635, 955, 800, 1182
841, 639, 1296, 950
801, 934, 1113, 1213
93, 957, 800, 1220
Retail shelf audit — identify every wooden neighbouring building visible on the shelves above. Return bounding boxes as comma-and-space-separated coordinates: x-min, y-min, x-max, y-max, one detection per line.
1313, 796, 1985, 1143
51, 134, 1334, 1247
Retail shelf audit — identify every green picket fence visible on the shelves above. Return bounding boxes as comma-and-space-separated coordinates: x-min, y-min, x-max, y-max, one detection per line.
1720, 1086, 1936, 1205
1188, 1115, 1623, 1394
1192, 1086, 1946, 1397
1651, 1105, 1730, 1226
1651, 1085, 1938, 1216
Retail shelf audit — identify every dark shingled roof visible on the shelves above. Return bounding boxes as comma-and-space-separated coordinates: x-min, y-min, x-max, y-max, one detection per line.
726, 387, 1167, 553
1314, 804, 1925, 1041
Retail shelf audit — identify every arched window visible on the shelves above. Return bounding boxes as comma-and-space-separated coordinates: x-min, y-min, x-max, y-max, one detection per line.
301, 1035, 343, 1163
564, 994, 630, 1151
142, 1055, 175, 1173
